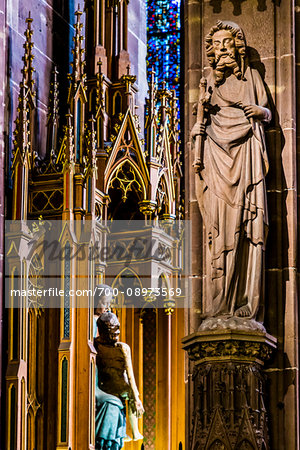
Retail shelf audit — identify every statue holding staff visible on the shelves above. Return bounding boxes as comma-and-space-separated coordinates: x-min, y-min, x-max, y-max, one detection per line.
193, 77, 211, 173
191, 21, 271, 324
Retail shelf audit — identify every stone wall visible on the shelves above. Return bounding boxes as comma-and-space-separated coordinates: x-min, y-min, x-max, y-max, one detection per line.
128, 0, 148, 130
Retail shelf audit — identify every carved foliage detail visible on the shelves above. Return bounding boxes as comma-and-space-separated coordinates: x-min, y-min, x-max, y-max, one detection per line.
187, 340, 273, 362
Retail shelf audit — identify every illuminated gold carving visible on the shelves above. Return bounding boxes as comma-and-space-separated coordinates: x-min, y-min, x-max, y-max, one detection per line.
139, 200, 157, 216
109, 162, 143, 202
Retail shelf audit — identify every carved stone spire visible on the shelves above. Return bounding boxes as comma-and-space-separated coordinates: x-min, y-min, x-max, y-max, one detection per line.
13, 83, 29, 160
47, 66, 59, 154
11, 14, 37, 219
87, 116, 97, 171
70, 5, 85, 84
169, 89, 179, 135
22, 12, 35, 92
96, 59, 105, 112
169, 89, 180, 162
145, 67, 157, 159
148, 67, 156, 120
156, 80, 171, 124
13, 14, 36, 160
62, 111, 75, 167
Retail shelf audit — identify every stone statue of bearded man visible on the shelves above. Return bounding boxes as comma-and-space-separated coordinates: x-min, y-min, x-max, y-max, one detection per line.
192, 21, 271, 325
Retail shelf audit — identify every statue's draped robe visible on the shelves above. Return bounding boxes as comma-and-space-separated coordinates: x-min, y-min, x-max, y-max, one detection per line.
94, 318, 126, 450
196, 67, 270, 317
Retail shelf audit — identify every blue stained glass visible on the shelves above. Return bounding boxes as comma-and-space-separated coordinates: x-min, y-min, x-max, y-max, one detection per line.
147, 0, 181, 109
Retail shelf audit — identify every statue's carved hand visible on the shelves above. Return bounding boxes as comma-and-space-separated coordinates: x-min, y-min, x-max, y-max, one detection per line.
191, 123, 206, 139
243, 105, 269, 121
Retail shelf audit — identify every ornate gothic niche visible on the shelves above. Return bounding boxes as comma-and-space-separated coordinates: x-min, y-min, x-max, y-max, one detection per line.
112, 91, 122, 118
107, 161, 145, 220
112, 267, 143, 309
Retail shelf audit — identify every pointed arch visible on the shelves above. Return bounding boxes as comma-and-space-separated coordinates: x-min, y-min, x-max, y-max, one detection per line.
106, 159, 147, 200
113, 91, 122, 115
112, 267, 143, 308
105, 109, 149, 188
106, 160, 146, 220
155, 172, 173, 217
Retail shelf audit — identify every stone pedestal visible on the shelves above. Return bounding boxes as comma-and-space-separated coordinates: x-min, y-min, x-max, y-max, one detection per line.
183, 328, 277, 450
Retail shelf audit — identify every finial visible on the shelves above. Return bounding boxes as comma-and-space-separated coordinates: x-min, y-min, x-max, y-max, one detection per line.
89, 114, 96, 126
120, 65, 136, 110
151, 66, 155, 84
97, 59, 103, 72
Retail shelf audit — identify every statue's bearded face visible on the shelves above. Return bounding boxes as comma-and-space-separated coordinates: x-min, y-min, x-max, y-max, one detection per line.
212, 30, 236, 62
211, 29, 242, 85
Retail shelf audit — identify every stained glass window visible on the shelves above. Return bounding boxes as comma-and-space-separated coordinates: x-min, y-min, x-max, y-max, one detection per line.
147, 0, 181, 104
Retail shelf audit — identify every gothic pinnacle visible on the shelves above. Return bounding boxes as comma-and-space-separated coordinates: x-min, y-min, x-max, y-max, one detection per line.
96, 59, 104, 110
21, 12, 35, 92
71, 5, 85, 83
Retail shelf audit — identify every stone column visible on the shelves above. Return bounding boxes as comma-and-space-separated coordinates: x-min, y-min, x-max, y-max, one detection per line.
183, 329, 277, 449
